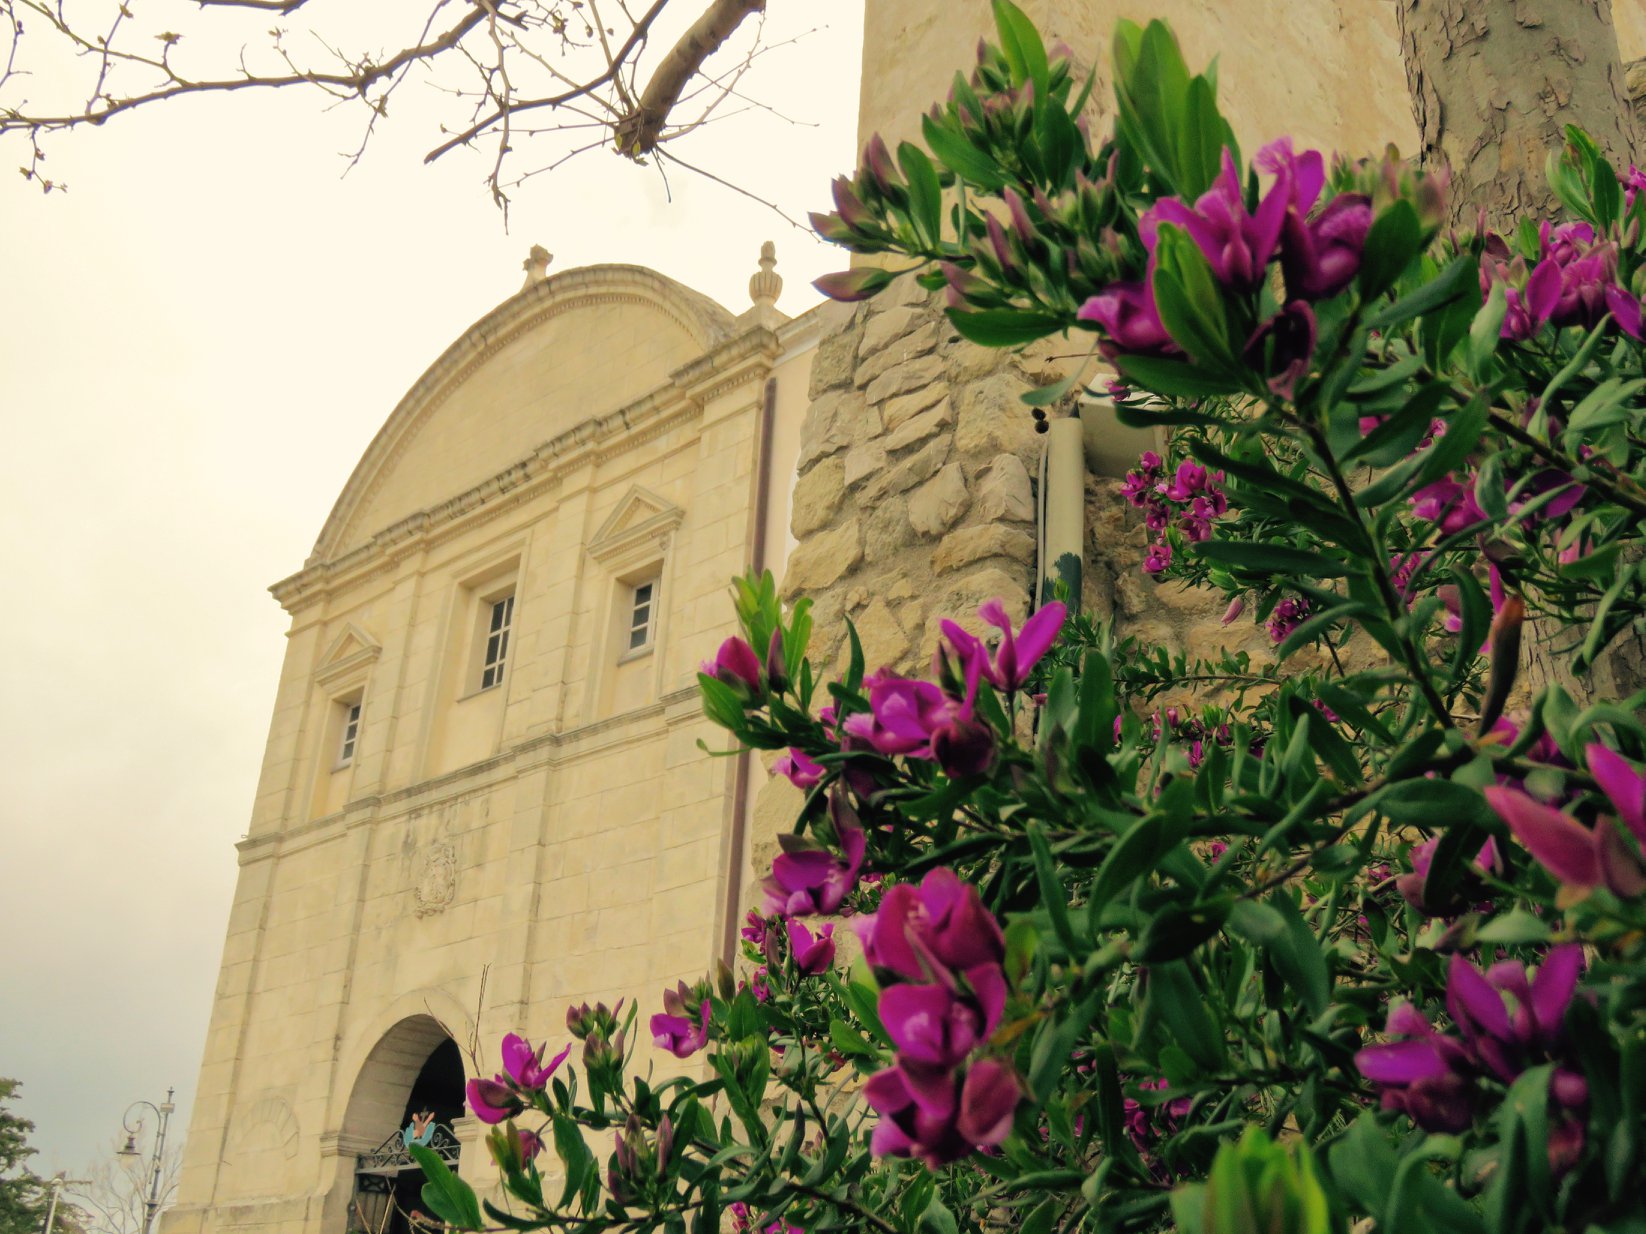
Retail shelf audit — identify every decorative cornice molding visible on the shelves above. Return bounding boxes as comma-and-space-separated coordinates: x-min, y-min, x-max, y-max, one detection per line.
271, 327, 781, 614
309, 265, 740, 567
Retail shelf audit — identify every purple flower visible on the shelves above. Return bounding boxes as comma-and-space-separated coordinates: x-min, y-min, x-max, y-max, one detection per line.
500, 1034, 571, 1091
1280, 192, 1373, 300
1623, 163, 1646, 211
772, 748, 825, 790
1267, 596, 1311, 644
858, 868, 1005, 984
1355, 1004, 1477, 1133
785, 919, 836, 975
763, 810, 867, 916
864, 1057, 1021, 1169
1220, 597, 1246, 626
1448, 946, 1584, 1079
701, 636, 763, 697
942, 599, 1065, 694
466, 1076, 523, 1124
1142, 148, 1293, 292
651, 984, 711, 1058
1410, 475, 1487, 535
844, 659, 996, 779
879, 972, 1006, 1072
1484, 786, 1646, 896
1396, 836, 1501, 916
1587, 743, 1646, 843
740, 910, 768, 947
977, 598, 1065, 691
1076, 268, 1175, 358
1143, 542, 1173, 575
1243, 300, 1317, 398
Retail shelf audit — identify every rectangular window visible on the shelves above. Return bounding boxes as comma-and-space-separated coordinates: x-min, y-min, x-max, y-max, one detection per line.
627, 580, 657, 651
337, 701, 362, 766
481, 594, 514, 689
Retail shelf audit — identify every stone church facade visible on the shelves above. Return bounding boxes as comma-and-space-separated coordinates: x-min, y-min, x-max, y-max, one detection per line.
170, 4, 1646, 1234
166, 257, 827, 1234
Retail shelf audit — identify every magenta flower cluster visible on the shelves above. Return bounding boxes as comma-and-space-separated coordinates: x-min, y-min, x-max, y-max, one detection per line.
467, 1032, 571, 1124
857, 869, 1022, 1168
1265, 595, 1311, 644
1483, 220, 1644, 342
1078, 138, 1372, 396
839, 599, 1065, 780
1121, 452, 1228, 576
1356, 946, 1588, 1171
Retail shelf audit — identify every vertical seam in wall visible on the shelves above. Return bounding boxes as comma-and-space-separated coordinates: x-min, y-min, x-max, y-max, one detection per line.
720, 376, 777, 967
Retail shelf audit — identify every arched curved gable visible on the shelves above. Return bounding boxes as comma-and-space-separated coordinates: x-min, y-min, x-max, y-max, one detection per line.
313, 265, 736, 563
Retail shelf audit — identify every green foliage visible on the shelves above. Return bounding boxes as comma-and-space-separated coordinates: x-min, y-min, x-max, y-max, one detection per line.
0, 1080, 49, 1234
477, 8, 1646, 1234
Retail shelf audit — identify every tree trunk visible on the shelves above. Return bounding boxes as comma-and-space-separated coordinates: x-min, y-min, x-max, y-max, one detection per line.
1396, 0, 1639, 234
1397, 0, 1643, 710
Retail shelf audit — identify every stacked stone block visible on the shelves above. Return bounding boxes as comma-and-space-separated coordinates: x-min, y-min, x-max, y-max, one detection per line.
782, 280, 1044, 676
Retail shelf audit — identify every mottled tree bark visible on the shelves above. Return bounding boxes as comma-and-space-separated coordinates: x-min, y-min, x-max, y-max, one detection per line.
1397, 1, 1644, 707
1396, 0, 1639, 233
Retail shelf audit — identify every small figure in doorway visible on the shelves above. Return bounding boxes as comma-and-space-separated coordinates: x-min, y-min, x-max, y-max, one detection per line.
402, 1110, 436, 1148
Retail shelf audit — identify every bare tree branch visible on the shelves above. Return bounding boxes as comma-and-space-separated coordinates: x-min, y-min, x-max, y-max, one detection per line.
0, 0, 794, 210
612, 0, 763, 156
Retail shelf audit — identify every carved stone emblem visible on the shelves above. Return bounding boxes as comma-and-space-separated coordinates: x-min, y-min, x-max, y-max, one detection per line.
413, 843, 457, 916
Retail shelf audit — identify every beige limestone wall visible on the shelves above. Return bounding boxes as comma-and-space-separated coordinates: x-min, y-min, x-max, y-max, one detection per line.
170, 265, 820, 1234
858, 0, 1417, 165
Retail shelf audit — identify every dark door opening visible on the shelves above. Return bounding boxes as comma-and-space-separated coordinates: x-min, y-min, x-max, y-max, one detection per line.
350, 1036, 466, 1234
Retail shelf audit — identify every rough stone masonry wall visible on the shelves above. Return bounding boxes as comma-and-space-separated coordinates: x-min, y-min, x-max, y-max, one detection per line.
748, 281, 1049, 881
781, 280, 1047, 676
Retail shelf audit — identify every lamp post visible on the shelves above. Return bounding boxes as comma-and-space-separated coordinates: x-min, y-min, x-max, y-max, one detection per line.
117, 1088, 175, 1234
41, 1173, 88, 1234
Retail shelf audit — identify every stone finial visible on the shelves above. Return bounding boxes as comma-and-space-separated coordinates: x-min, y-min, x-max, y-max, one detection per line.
748, 240, 782, 309
522, 244, 553, 290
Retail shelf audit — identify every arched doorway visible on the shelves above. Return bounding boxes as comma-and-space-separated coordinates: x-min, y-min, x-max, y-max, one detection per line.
339, 1016, 466, 1234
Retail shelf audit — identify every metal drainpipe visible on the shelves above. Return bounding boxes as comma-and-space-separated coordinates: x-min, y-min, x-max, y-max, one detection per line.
721, 376, 779, 968
1038, 414, 1086, 613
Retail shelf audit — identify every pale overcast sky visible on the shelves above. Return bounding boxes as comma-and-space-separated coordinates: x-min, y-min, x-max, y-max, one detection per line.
0, 0, 864, 1179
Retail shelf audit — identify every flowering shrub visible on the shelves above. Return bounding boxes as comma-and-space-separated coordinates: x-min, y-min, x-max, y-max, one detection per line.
410, 6, 1646, 1234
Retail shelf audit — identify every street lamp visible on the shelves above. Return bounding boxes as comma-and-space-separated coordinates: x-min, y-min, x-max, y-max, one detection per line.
117, 1088, 175, 1234
42, 1173, 88, 1234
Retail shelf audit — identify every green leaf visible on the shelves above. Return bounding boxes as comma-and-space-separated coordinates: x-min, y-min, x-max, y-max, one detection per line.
1028, 823, 1079, 950
1113, 354, 1241, 400
1359, 201, 1423, 300
1152, 224, 1236, 368
947, 307, 1066, 347
1191, 540, 1349, 578
920, 113, 1006, 189
1476, 910, 1551, 945
992, 0, 1049, 94
1467, 277, 1508, 379
897, 141, 943, 247
1374, 778, 1490, 826
1028, 990, 1103, 1100
1228, 895, 1329, 1017
1089, 790, 1195, 919
919, 1196, 959, 1234
552, 1114, 597, 1213
1145, 960, 1226, 1069
1366, 254, 1476, 330
1275, 600, 1373, 658
409, 1144, 484, 1231
1137, 897, 1232, 962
